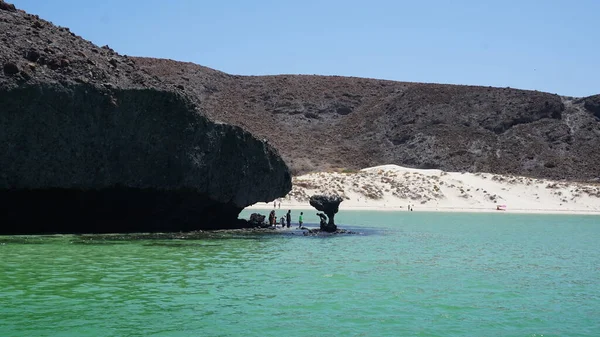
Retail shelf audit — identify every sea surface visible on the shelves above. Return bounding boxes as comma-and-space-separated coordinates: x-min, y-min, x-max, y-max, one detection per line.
1, 210, 599, 337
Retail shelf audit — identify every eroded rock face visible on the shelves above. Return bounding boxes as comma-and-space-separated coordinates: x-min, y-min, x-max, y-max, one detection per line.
0, 85, 291, 233
310, 195, 343, 232
0, 3, 291, 234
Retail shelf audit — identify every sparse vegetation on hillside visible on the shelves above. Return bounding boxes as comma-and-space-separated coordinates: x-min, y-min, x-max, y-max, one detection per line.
135, 58, 600, 182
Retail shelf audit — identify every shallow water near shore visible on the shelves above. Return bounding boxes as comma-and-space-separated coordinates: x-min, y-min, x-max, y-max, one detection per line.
1, 211, 599, 336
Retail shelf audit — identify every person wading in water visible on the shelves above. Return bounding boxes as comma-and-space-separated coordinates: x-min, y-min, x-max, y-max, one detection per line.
286, 210, 291, 228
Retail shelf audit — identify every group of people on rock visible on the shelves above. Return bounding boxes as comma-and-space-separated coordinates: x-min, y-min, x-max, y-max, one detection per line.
268, 210, 304, 229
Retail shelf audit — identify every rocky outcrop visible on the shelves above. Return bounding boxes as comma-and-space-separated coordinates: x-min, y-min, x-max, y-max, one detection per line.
309, 195, 343, 232
583, 95, 600, 119
0, 2, 291, 234
0, 0, 16, 12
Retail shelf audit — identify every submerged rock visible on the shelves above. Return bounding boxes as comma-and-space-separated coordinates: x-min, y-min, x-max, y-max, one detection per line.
303, 228, 358, 236
0, 3, 291, 234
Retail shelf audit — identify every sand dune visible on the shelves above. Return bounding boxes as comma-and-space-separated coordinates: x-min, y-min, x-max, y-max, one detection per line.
247, 165, 600, 214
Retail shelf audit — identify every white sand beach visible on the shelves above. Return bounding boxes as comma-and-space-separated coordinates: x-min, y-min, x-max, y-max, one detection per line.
246, 165, 600, 215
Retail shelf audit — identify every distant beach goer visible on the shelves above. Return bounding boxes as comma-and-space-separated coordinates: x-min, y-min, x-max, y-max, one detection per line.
298, 212, 303, 228
280, 216, 285, 227
274, 201, 276, 208
278, 202, 281, 209
286, 210, 291, 228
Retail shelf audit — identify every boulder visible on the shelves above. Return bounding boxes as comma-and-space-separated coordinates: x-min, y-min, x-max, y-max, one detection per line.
3, 62, 18, 75
24, 48, 40, 62
248, 213, 267, 228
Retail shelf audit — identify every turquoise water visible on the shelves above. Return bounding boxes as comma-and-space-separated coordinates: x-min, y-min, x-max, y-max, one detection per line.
1, 211, 599, 337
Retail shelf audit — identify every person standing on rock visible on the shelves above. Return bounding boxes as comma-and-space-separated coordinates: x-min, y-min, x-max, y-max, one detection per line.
317, 213, 327, 229
269, 210, 276, 227
286, 210, 291, 228
298, 212, 303, 228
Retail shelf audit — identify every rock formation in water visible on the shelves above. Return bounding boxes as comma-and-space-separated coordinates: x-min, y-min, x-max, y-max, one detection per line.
0, 1, 291, 234
248, 213, 268, 228
309, 195, 343, 232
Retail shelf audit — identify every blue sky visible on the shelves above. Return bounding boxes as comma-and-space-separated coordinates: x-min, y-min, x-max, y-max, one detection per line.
12, 0, 600, 97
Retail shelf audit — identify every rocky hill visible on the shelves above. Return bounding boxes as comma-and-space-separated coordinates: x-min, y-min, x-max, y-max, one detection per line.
0, 1, 291, 234
134, 61, 600, 182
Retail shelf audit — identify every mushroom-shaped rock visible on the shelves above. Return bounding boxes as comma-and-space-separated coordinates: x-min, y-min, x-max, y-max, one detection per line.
309, 194, 343, 232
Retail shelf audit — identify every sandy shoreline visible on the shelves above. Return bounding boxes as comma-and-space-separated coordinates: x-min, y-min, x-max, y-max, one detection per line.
245, 165, 600, 216
245, 204, 600, 215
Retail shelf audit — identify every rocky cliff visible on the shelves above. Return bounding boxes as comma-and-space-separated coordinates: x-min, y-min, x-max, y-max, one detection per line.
0, 1, 291, 234
134, 62, 600, 182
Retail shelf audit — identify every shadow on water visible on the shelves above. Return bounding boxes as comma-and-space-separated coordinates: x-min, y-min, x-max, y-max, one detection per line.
142, 242, 224, 248
0, 235, 73, 245
0, 222, 374, 246
0, 237, 48, 245
70, 240, 130, 246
